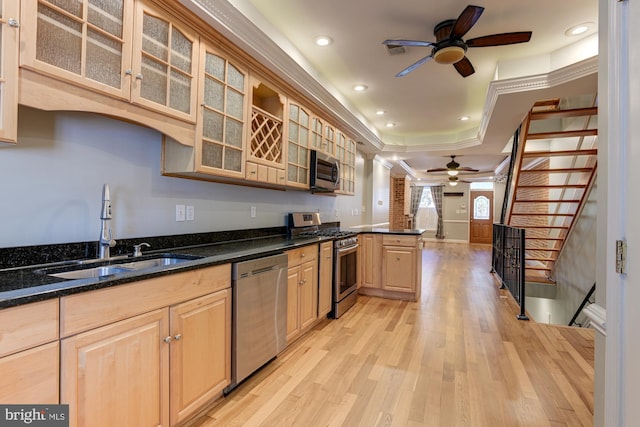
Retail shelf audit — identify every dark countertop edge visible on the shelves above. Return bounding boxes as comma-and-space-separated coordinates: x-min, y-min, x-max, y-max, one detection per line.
0, 237, 327, 309
349, 227, 426, 235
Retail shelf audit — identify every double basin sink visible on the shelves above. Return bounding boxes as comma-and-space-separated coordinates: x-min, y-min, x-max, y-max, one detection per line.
36, 254, 201, 280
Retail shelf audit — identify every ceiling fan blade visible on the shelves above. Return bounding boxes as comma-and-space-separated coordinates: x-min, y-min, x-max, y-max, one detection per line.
395, 54, 433, 77
426, 168, 448, 173
453, 57, 475, 77
457, 167, 480, 172
450, 5, 485, 39
466, 32, 532, 47
382, 39, 435, 48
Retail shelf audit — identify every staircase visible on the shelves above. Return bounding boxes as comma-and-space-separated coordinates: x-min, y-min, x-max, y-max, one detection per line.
505, 98, 598, 283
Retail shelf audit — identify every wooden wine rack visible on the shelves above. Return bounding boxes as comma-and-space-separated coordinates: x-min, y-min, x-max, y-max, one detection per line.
250, 106, 283, 164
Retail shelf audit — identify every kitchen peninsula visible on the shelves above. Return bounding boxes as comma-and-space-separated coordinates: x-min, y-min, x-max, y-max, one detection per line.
355, 227, 425, 302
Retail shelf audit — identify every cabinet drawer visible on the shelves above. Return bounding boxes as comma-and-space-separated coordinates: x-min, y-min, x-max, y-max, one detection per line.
286, 244, 318, 267
0, 299, 59, 357
382, 235, 418, 247
61, 264, 230, 337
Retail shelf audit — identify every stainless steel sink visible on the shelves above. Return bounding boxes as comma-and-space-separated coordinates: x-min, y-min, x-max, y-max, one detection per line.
49, 265, 135, 279
118, 257, 189, 271
38, 254, 200, 280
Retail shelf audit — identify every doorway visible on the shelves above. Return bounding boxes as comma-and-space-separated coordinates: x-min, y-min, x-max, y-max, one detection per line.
469, 190, 493, 244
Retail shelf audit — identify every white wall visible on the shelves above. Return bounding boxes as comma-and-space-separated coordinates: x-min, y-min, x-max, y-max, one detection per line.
0, 107, 364, 247
367, 157, 391, 225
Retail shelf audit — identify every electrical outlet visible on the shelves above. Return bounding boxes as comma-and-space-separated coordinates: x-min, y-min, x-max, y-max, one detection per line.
176, 204, 186, 222
186, 205, 195, 221
250, 206, 256, 218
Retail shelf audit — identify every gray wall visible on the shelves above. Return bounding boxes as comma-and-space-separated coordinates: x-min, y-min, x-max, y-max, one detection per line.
525, 184, 597, 325
0, 107, 364, 247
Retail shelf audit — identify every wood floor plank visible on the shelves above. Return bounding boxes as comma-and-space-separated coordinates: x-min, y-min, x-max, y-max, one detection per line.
186, 243, 594, 427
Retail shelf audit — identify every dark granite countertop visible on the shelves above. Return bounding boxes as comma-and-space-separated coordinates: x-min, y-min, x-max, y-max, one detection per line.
348, 227, 426, 235
0, 235, 329, 309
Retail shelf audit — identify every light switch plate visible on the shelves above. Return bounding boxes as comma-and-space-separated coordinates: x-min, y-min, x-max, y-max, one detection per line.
186, 205, 195, 221
176, 204, 186, 222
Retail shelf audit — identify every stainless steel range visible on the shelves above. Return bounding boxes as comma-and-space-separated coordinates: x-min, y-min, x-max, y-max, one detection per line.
288, 212, 359, 318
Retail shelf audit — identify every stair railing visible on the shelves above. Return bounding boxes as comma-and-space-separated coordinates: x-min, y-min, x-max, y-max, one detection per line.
492, 224, 529, 320
568, 282, 596, 327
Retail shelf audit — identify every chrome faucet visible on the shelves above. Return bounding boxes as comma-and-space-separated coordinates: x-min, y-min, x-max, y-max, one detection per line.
98, 184, 116, 259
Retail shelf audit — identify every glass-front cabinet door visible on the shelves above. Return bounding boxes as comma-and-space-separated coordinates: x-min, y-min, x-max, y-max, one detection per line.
21, 0, 133, 99
0, 0, 19, 143
21, 0, 198, 122
195, 41, 247, 178
286, 102, 310, 188
323, 124, 335, 155
131, 1, 198, 122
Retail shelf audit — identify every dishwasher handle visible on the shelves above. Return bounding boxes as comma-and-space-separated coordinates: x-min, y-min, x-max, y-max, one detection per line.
232, 253, 288, 280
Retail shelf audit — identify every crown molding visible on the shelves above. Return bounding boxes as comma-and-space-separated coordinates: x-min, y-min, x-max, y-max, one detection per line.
178, 0, 384, 151
478, 56, 598, 140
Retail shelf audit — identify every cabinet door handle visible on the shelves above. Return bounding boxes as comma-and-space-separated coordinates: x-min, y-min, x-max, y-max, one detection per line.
0, 18, 20, 28
163, 336, 173, 344
174, 334, 182, 341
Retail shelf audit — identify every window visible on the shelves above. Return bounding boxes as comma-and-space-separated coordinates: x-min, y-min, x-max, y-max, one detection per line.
415, 187, 438, 230
473, 196, 490, 220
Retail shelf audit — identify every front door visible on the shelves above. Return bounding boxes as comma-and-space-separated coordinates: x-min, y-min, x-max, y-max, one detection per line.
469, 190, 493, 244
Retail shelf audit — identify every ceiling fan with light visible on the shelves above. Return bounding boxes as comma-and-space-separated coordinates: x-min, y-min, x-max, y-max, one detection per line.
382, 4, 532, 77
427, 155, 479, 176
446, 176, 471, 186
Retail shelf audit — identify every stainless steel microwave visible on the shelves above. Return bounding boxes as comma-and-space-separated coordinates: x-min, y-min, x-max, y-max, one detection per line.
310, 150, 340, 192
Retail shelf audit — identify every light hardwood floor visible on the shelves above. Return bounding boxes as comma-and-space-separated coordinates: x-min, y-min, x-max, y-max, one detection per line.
188, 242, 594, 426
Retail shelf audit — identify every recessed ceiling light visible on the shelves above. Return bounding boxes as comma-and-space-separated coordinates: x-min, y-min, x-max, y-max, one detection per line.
353, 84, 368, 92
385, 122, 396, 128
376, 110, 386, 115
565, 22, 594, 37
458, 115, 470, 121
314, 36, 333, 46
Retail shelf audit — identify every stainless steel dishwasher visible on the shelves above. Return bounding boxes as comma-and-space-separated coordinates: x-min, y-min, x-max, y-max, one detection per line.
225, 253, 288, 393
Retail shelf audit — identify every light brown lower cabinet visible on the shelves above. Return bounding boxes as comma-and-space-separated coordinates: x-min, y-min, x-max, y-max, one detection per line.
0, 298, 60, 404
61, 288, 231, 427
318, 241, 334, 317
285, 245, 318, 343
358, 233, 422, 301
169, 290, 231, 425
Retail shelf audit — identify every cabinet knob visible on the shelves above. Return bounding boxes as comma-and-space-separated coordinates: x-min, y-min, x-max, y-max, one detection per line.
135, 73, 143, 81
396, 256, 401, 261
174, 334, 182, 341
301, 253, 305, 258
163, 336, 173, 344
2, 18, 20, 28
125, 69, 132, 76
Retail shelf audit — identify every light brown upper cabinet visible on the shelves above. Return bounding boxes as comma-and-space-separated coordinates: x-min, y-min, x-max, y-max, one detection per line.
194, 40, 248, 178
323, 123, 336, 156
20, 0, 199, 123
246, 78, 285, 186
0, 0, 19, 143
286, 101, 311, 188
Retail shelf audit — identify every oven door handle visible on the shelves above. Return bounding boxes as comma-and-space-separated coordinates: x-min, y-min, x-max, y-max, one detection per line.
336, 244, 359, 255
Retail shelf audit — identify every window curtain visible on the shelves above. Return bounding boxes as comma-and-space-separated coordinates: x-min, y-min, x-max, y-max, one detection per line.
431, 185, 445, 239
409, 185, 424, 217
